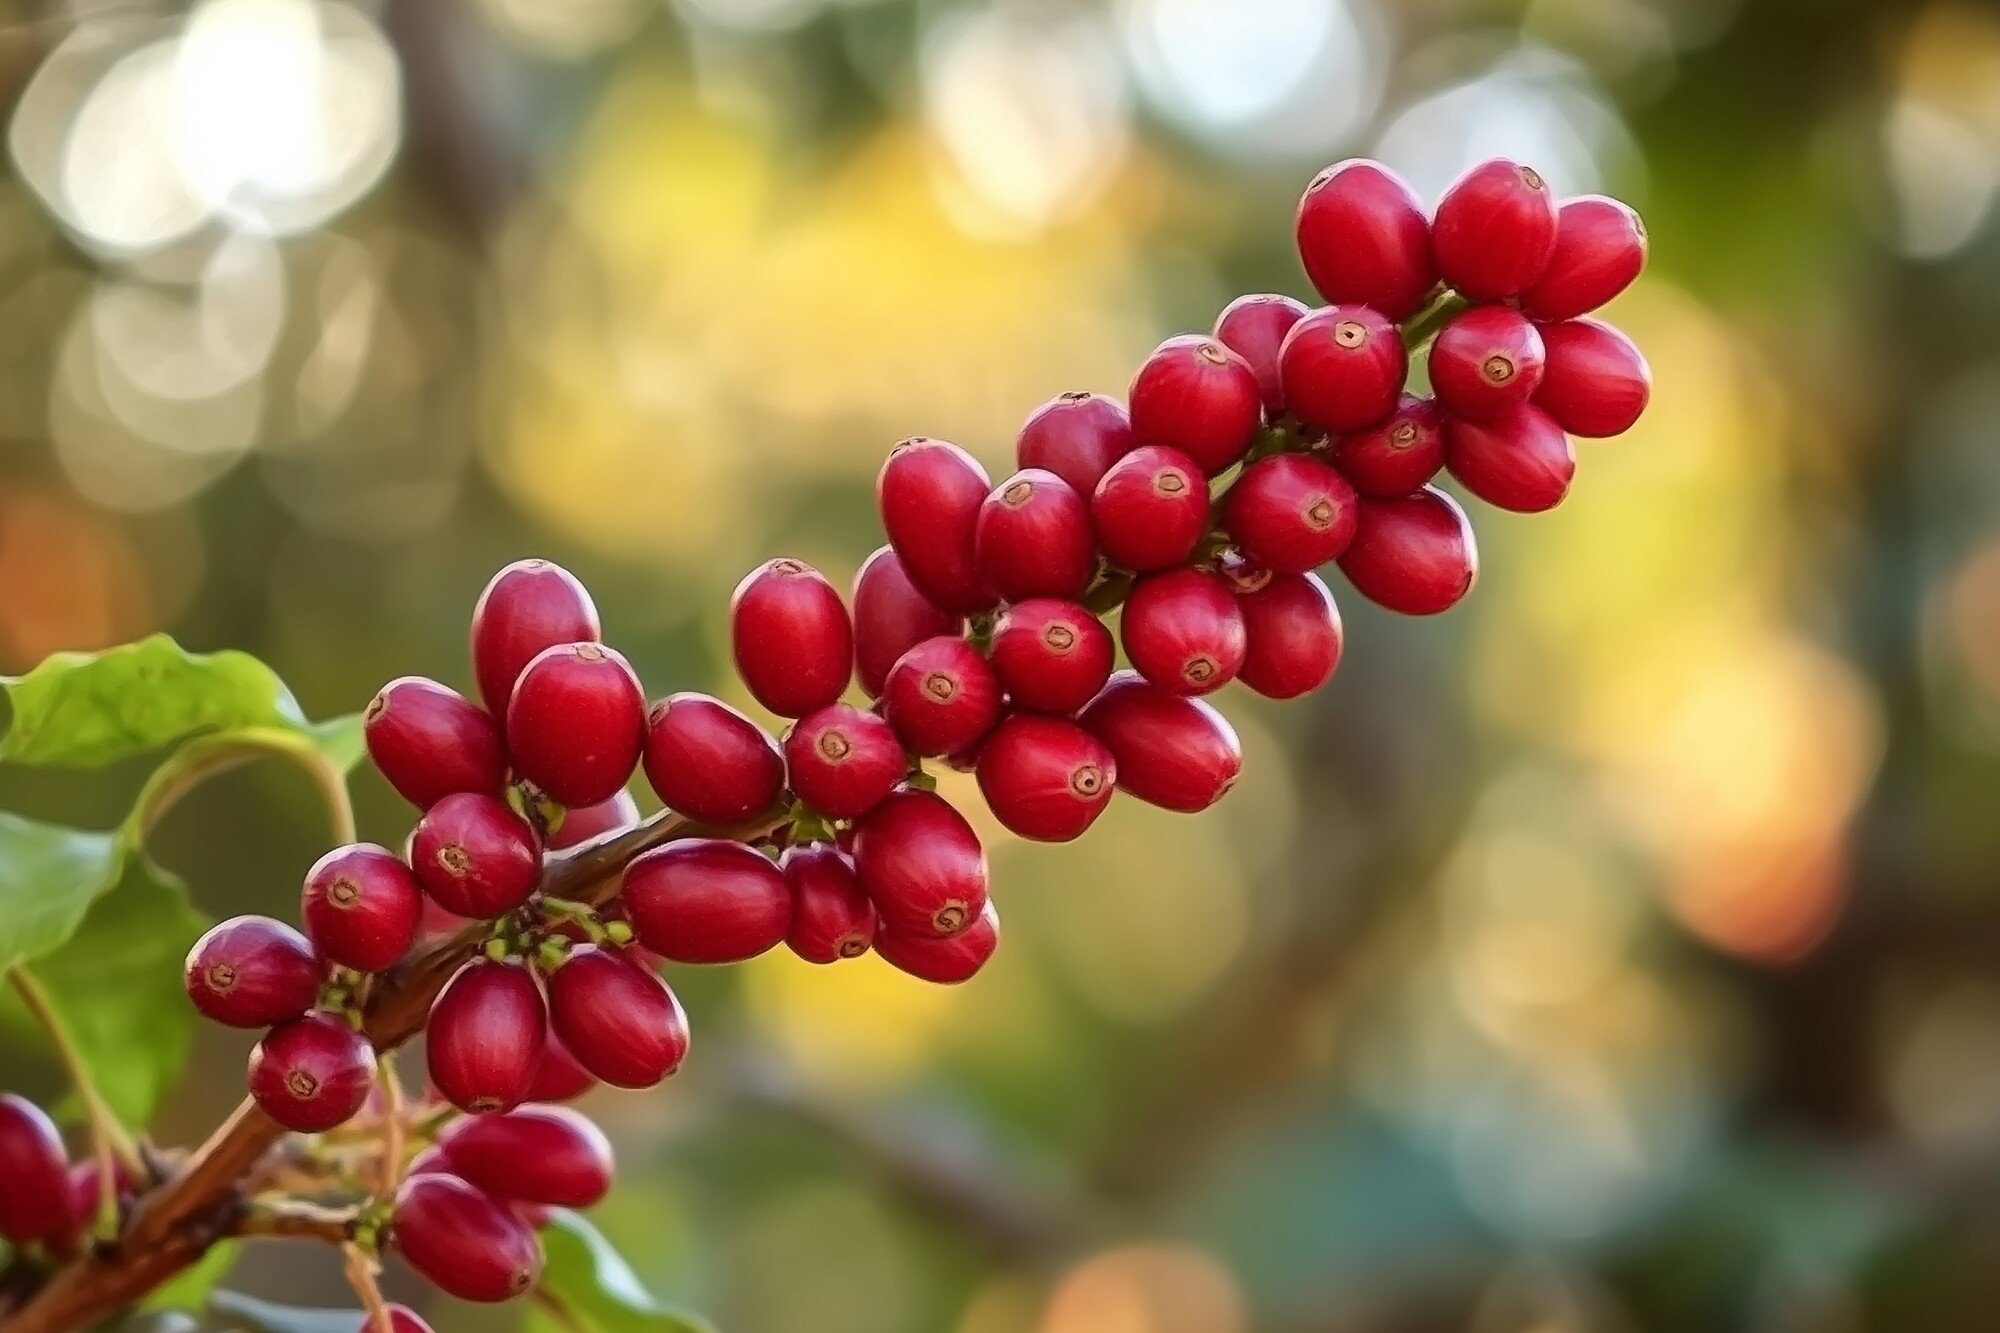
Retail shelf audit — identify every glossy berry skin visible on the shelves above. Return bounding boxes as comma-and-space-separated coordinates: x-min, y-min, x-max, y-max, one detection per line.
526, 1030, 596, 1102
1222, 454, 1359, 574
1430, 158, 1559, 301
1295, 159, 1437, 320
0, 1094, 72, 1244
781, 842, 877, 963
470, 559, 600, 718
364, 677, 507, 810
184, 915, 320, 1029
301, 843, 424, 973
852, 546, 960, 698
391, 1172, 544, 1303
1278, 305, 1406, 434
247, 1012, 375, 1133
506, 643, 645, 808
975, 469, 1095, 601
1078, 672, 1243, 813
875, 899, 1000, 985
1127, 334, 1263, 475
642, 693, 785, 827
1521, 195, 1647, 322
1335, 487, 1479, 615
975, 714, 1116, 843
878, 438, 993, 615
989, 599, 1114, 715
882, 636, 1003, 757
1534, 317, 1651, 437
363, 1307, 433, 1333
1120, 569, 1247, 697
623, 839, 791, 964
546, 945, 688, 1088
852, 789, 989, 938
1238, 572, 1344, 699
1328, 394, 1445, 498
439, 1105, 613, 1208
1090, 445, 1210, 572
411, 793, 542, 920
731, 559, 854, 718
1429, 306, 1546, 421
785, 704, 906, 819
1214, 293, 1309, 414
1446, 404, 1576, 513
427, 959, 546, 1115
546, 790, 639, 852
1016, 391, 1134, 498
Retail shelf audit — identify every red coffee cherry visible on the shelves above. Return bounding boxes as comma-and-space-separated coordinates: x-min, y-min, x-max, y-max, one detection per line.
1237, 572, 1344, 699
64, 1159, 137, 1243
410, 794, 542, 920
730, 558, 854, 718
1430, 157, 1559, 301
974, 469, 1096, 602
1079, 672, 1242, 813
875, 899, 1000, 985
1222, 454, 1359, 574
882, 636, 1003, 757
1429, 306, 1547, 421
364, 677, 507, 811
1278, 305, 1406, 434
1214, 293, 1309, 414
1520, 195, 1647, 322
438, 1105, 613, 1208
785, 703, 906, 819
391, 1172, 544, 1303
852, 789, 989, 937
622, 838, 791, 964
469, 559, 600, 718
1016, 391, 1135, 498
852, 546, 960, 698
1445, 404, 1576, 513
247, 1012, 375, 1133
1127, 334, 1262, 475
1328, 393, 1445, 498
184, 915, 320, 1029
1294, 159, 1437, 320
975, 714, 1116, 843
0, 1095, 72, 1244
1089, 444, 1210, 572
525, 1030, 596, 1102
780, 842, 877, 963
1335, 487, 1479, 615
426, 959, 546, 1115
1120, 569, 1247, 697
360, 1307, 433, 1333
988, 599, 1114, 715
545, 944, 688, 1088
545, 791, 639, 852
505, 643, 645, 808
878, 438, 994, 615
642, 693, 785, 826
1534, 317, 1651, 438
301, 844, 423, 974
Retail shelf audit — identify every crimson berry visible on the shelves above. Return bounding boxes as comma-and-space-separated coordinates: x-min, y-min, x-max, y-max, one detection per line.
439, 1105, 613, 1208
391, 1172, 544, 1303
546, 790, 639, 852
1214, 293, 1309, 414
426, 959, 546, 1115
1429, 305, 1546, 421
1090, 444, 1209, 572
0, 1094, 72, 1244
642, 693, 785, 826
247, 1012, 375, 1133
470, 559, 600, 718
1328, 393, 1444, 498
359, 1307, 433, 1333
364, 677, 506, 811
405, 1146, 453, 1178
1127, 334, 1262, 475
1079, 671, 1243, 812
546, 944, 688, 1088
1120, 568, 1247, 697
411, 794, 542, 920
785, 703, 906, 819
1534, 317, 1651, 438
852, 789, 988, 937
731, 558, 854, 718
65, 1159, 137, 1241
1295, 159, 1437, 320
526, 1030, 596, 1102
878, 438, 993, 615
1335, 487, 1479, 615
1430, 157, 1558, 301
975, 714, 1116, 842
882, 636, 1003, 757
988, 599, 1114, 715
1222, 454, 1359, 574
1446, 404, 1576, 513
1278, 305, 1406, 433
505, 643, 644, 808
1237, 572, 1343, 699
852, 546, 960, 698
1015, 391, 1134, 498
301, 843, 424, 974
975, 469, 1096, 601
875, 899, 1000, 985
780, 842, 876, 963
623, 838, 791, 964
1521, 195, 1647, 322
184, 915, 320, 1029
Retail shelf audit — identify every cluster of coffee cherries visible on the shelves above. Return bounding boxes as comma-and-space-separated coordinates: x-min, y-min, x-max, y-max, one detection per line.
0, 1095, 135, 1256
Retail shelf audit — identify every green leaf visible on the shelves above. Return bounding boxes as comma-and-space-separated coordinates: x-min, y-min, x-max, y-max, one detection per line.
0, 812, 119, 972
140, 1241, 237, 1313
530, 1211, 717, 1333
206, 1291, 369, 1333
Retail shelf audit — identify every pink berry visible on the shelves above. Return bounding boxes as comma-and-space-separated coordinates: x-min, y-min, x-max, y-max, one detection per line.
1127, 334, 1262, 475
391, 1172, 544, 1303
780, 842, 877, 963
622, 838, 791, 964
731, 559, 854, 718
1089, 444, 1210, 572
545, 944, 688, 1088
469, 559, 600, 718
1430, 158, 1559, 301
1335, 487, 1479, 615
875, 899, 1000, 985
1221, 454, 1358, 574
184, 915, 320, 1029
411, 794, 542, 920
545, 791, 639, 852
974, 714, 1116, 843
988, 599, 1114, 715
1295, 159, 1437, 320
1327, 394, 1445, 498
1278, 305, 1406, 434
785, 703, 906, 819
301, 843, 423, 974
360, 1307, 433, 1333
852, 789, 988, 938
1445, 404, 1576, 513
0, 1095, 72, 1244
247, 1012, 375, 1133
1120, 568, 1247, 697
1078, 672, 1242, 813
878, 438, 993, 615
642, 693, 785, 827
1520, 195, 1647, 322
525, 1030, 596, 1102
1534, 317, 1651, 437
974, 469, 1096, 602
426, 959, 546, 1116
852, 546, 960, 698
505, 643, 644, 808
881, 636, 1003, 757
1430, 305, 1546, 422
364, 677, 507, 811
1214, 293, 1309, 414
1015, 391, 1134, 498
1237, 572, 1343, 699
64, 1159, 136, 1242
438, 1105, 612, 1208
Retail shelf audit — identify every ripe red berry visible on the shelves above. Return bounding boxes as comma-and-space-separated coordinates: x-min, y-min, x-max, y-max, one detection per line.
642, 693, 785, 826
1214, 293, 1309, 414
364, 677, 507, 811
1221, 454, 1359, 574
470, 559, 600, 718
1294, 159, 1437, 320
785, 703, 906, 819
301, 843, 424, 974
426, 959, 546, 1115
852, 546, 960, 698
64, 1159, 137, 1243
1445, 404, 1576, 513
1089, 444, 1210, 572
1520, 195, 1647, 322
546, 944, 688, 1088
1237, 572, 1343, 699
622, 838, 791, 964
1327, 393, 1444, 498
247, 1012, 375, 1133
852, 789, 988, 937
878, 438, 993, 615
438, 1105, 613, 1208
780, 842, 876, 963
1127, 334, 1262, 475
1534, 317, 1651, 438
184, 915, 321, 1029
391, 1172, 544, 1303
1120, 568, 1247, 697
1430, 158, 1559, 301
545, 790, 639, 852
1429, 306, 1546, 421
0, 1095, 72, 1244
974, 469, 1096, 602
526, 1030, 596, 1102
411, 794, 542, 920
975, 714, 1116, 842
731, 559, 854, 718
360, 1307, 433, 1333
505, 643, 644, 808
1335, 487, 1479, 615
988, 599, 1114, 715
882, 636, 1003, 757
1078, 672, 1242, 813
1278, 305, 1406, 433
875, 899, 1000, 985
1016, 391, 1134, 498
